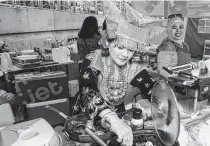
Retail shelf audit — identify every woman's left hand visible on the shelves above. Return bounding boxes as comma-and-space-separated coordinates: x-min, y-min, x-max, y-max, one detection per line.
1, 92, 16, 104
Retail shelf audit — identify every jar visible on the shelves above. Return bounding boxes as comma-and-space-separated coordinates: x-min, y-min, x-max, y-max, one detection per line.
131, 108, 144, 130
198, 60, 207, 75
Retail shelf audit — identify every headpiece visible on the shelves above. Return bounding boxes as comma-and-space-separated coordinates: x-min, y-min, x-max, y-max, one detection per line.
100, 0, 166, 52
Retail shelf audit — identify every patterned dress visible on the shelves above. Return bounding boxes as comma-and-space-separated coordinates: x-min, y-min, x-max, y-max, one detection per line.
73, 50, 155, 123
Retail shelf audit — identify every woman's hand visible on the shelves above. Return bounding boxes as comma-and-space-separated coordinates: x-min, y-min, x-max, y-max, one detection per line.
0, 90, 16, 104
101, 112, 133, 146
110, 119, 133, 146
0, 89, 7, 96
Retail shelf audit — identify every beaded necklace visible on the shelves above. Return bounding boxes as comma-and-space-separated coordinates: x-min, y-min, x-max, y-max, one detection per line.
103, 58, 128, 102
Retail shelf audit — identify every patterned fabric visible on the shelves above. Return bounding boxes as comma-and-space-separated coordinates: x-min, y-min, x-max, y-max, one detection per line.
74, 50, 155, 123
172, 41, 191, 66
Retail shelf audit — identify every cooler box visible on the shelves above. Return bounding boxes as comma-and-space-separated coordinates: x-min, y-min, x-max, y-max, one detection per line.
26, 99, 69, 126
0, 118, 61, 146
14, 71, 69, 104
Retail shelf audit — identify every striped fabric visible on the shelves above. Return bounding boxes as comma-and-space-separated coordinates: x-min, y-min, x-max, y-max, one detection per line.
172, 42, 191, 66
172, 41, 192, 73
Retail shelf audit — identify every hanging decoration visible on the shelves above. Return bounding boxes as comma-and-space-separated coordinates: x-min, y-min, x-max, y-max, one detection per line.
125, 2, 166, 27
103, 0, 167, 52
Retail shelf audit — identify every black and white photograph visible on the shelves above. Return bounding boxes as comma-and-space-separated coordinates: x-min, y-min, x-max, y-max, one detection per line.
0, 0, 210, 146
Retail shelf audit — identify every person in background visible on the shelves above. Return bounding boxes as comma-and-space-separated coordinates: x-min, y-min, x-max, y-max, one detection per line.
155, 14, 210, 146
156, 14, 192, 79
0, 41, 10, 53
77, 16, 102, 64
0, 41, 15, 105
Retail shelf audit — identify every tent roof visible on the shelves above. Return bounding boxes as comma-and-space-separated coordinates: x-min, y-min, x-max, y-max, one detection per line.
130, 1, 210, 18
187, 1, 210, 18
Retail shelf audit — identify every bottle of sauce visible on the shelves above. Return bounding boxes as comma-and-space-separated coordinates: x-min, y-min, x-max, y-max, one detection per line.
131, 108, 144, 130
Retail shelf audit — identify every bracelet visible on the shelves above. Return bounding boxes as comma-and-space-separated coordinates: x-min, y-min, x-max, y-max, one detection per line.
99, 108, 113, 118
101, 115, 111, 129
101, 112, 117, 129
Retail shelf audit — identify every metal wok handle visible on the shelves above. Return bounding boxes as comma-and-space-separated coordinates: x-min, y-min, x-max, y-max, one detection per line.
85, 127, 108, 146
44, 105, 69, 120
162, 67, 173, 74
44, 105, 109, 146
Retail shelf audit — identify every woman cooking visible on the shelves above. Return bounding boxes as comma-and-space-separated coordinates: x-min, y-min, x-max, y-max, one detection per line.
73, 1, 155, 146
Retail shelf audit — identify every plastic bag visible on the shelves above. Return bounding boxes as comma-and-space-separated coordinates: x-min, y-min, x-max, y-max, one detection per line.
185, 119, 210, 146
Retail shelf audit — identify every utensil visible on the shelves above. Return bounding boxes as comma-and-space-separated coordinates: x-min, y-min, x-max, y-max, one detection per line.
85, 127, 108, 146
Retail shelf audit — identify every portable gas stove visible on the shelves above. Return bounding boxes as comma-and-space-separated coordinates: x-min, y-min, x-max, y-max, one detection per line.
12, 55, 41, 68
12, 55, 58, 68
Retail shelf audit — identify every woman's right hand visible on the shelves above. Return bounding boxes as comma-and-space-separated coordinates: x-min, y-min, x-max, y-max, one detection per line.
102, 112, 133, 146
110, 119, 133, 146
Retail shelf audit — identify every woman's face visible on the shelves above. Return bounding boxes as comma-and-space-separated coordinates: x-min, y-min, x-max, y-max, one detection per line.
169, 22, 184, 41
108, 41, 135, 66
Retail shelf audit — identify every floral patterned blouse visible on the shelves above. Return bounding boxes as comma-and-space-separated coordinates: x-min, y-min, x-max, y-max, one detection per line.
73, 50, 155, 123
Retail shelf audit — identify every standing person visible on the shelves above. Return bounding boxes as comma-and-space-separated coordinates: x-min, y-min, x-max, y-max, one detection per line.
156, 14, 192, 79
77, 16, 102, 64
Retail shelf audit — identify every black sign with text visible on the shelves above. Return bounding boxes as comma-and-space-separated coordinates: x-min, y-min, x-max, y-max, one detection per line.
14, 71, 69, 104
